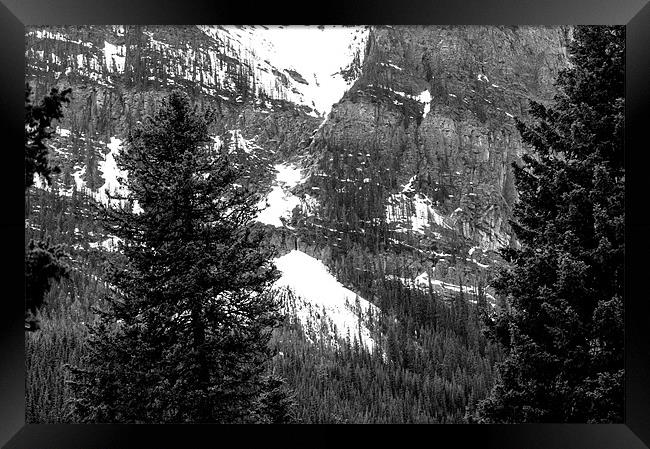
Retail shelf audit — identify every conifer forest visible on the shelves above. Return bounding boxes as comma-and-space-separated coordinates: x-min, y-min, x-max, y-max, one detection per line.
24, 25, 624, 424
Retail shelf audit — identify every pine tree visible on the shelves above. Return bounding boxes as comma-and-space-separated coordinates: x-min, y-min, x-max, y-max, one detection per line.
477, 26, 624, 423
24, 83, 72, 330
70, 90, 282, 423
254, 374, 299, 423
25, 83, 71, 188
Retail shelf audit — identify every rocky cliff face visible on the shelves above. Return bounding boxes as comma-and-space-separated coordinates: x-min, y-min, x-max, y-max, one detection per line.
25, 25, 343, 196
23, 25, 580, 380
25, 24, 572, 305
310, 25, 571, 250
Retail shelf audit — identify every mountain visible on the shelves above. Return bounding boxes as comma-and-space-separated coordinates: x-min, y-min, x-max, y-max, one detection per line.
25, 23, 571, 345
284, 26, 570, 322
25, 25, 357, 189
25, 25, 571, 423
306, 25, 570, 249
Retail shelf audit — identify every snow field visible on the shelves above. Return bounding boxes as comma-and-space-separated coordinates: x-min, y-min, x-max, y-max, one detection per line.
273, 250, 379, 353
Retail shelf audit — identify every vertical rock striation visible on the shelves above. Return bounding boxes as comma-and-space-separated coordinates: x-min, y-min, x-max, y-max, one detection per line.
312, 26, 571, 249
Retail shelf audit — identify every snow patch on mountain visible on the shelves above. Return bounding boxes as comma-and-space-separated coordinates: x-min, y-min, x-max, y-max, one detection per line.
387, 272, 496, 306
198, 25, 368, 116
402, 175, 416, 193
224, 130, 263, 154
96, 137, 144, 213
256, 164, 305, 227
103, 41, 125, 72
56, 127, 71, 137
273, 250, 379, 352
243, 25, 368, 116
372, 85, 434, 117
98, 137, 126, 200
386, 192, 452, 234
256, 186, 300, 228
275, 163, 303, 188
416, 89, 432, 118
34, 135, 143, 213
89, 235, 123, 251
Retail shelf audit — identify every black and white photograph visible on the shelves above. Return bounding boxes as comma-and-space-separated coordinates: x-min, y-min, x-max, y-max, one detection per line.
23, 24, 625, 424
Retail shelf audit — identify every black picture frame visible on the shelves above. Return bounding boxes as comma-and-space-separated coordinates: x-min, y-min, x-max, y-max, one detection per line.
2, 0, 649, 447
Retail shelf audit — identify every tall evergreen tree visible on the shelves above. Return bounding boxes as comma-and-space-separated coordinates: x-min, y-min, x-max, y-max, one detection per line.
25, 84, 72, 330
70, 91, 282, 423
477, 26, 624, 423
254, 374, 299, 423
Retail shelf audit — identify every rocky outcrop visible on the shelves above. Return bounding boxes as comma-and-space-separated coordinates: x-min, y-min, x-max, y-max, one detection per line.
312, 25, 571, 250
24, 24, 576, 341
26, 24, 572, 253
25, 25, 324, 193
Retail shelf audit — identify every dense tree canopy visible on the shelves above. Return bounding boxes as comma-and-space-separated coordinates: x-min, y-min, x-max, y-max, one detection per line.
70, 91, 284, 423
477, 25, 625, 423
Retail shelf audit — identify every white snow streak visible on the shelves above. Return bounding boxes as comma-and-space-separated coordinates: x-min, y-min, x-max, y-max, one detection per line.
89, 235, 123, 251
103, 41, 125, 72
388, 272, 496, 305
256, 164, 305, 227
98, 137, 125, 200
28, 29, 93, 47
416, 89, 432, 118
386, 192, 452, 234
274, 250, 378, 352
56, 127, 71, 137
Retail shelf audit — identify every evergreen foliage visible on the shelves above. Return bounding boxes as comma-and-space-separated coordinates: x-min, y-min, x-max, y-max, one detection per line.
269, 280, 501, 423
25, 238, 69, 331
477, 26, 624, 423
253, 374, 299, 423
25, 25, 622, 425
69, 91, 283, 423
25, 83, 72, 331
25, 83, 71, 188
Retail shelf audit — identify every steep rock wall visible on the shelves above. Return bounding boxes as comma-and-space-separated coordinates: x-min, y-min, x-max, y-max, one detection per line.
312, 25, 571, 249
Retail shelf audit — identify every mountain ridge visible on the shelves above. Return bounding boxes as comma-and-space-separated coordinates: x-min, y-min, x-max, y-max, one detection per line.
25, 24, 570, 351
